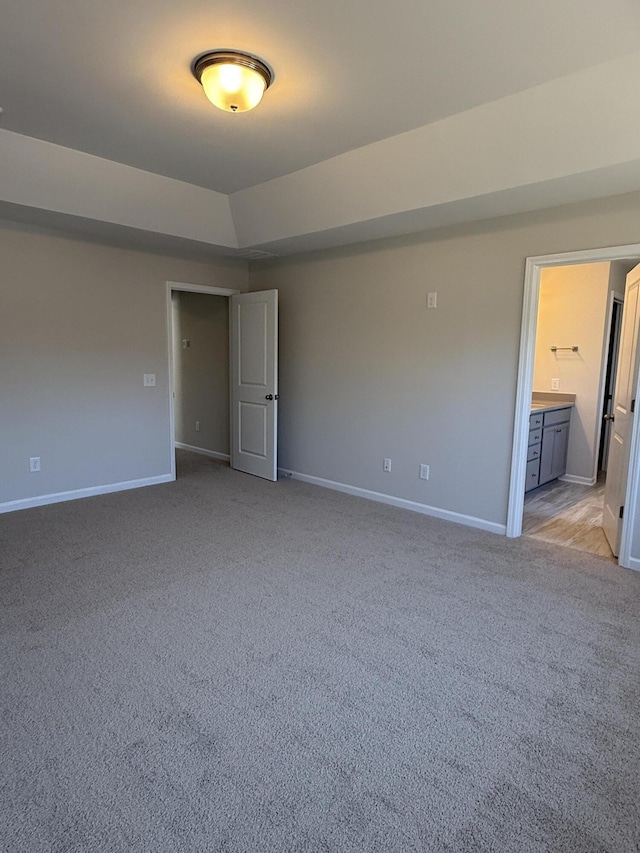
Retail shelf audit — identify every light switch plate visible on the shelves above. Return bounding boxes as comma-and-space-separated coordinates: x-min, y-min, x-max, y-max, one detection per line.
144, 374, 156, 387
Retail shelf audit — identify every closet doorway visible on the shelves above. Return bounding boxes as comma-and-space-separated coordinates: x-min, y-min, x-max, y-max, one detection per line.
166, 281, 280, 482
168, 282, 239, 479
171, 289, 232, 469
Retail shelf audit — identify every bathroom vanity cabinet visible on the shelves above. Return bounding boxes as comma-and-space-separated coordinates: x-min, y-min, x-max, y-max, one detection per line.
525, 405, 572, 492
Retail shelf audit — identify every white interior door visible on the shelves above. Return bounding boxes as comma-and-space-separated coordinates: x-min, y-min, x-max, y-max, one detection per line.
603, 264, 640, 555
230, 290, 278, 481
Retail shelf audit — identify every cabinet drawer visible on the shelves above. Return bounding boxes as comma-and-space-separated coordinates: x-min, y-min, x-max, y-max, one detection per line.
543, 407, 571, 427
528, 428, 542, 445
527, 444, 541, 462
525, 458, 540, 491
529, 413, 544, 429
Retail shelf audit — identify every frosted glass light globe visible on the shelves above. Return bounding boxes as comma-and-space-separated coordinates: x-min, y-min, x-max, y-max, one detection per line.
194, 52, 272, 113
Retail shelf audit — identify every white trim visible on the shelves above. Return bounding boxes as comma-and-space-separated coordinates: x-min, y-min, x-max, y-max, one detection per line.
626, 556, 640, 573
175, 442, 230, 461
507, 242, 640, 573
166, 281, 241, 297
619, 358, 640, 569
506, 256, 540, 537
166, 280, 239, 480
279, 468, 506, 535
0, 474, 174, 515
559, 474, 597, 486
525, 245, 640, 267
167, 286, 177, 480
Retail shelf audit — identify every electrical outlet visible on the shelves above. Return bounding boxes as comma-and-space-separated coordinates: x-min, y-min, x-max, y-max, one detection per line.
143, 374, 156, 387
383, 458, 392, 472
419, 463, 430, 480
551, 378, 560, 390
427, 292, 438, 309
29, 457, 41, 473
195, 420, 200, 432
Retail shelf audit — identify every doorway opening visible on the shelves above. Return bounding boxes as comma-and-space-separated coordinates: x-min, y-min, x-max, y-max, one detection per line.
165, 281, 280, 483
507, 246, 640, 573
166, 281, 240, 481
171, 289, 231, 475
521, 262, 630, 559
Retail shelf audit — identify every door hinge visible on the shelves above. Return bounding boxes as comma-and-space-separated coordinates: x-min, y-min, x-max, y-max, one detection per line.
632, 399, 636, 413
619, 506, 624, 519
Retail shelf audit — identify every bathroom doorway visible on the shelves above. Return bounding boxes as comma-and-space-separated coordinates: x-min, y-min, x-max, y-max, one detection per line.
521, 262, 628, 558
507, 246, 640, 572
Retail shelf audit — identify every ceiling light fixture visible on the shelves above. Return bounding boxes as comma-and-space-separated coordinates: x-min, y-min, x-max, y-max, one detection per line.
192, 50, 272, 113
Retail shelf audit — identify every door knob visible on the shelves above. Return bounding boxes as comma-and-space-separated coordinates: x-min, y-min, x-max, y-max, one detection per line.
603, 413, 615, 421
265, 394, 273, 400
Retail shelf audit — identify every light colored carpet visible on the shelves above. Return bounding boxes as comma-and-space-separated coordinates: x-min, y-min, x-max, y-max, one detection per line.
1, 451, 639, 852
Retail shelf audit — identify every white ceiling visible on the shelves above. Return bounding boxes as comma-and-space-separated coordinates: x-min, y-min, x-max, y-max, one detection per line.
1, 0, 639, 194
1, 0, 640, 256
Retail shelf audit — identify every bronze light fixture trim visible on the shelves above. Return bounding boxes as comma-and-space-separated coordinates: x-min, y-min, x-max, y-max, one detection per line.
192, 50, 273, 113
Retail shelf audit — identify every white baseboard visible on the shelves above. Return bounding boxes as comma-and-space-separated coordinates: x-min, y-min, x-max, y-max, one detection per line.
0, 473, 174, 515
278, 468, 506, 535
175, 442, 230, 462
560, 474, 597, 486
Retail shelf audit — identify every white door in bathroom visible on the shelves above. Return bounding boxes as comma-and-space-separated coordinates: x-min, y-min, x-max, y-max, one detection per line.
603, 264, 640, 555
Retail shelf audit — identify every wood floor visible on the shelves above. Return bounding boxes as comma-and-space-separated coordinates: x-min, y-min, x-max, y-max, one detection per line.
523, 475, 615, 560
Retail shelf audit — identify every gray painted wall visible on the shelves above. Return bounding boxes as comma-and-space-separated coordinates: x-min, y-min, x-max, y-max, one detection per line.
0, 223, 246, 506
249, 190, 640, 558
4, 190, 640, 565
173, 291, 230, 456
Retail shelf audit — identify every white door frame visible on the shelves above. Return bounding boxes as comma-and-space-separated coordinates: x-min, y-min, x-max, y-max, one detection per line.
506, 244, 640, 571
165, 281, 241, 480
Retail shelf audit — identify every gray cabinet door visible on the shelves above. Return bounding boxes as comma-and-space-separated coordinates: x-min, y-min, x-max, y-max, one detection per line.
539, 426, 554, 484
549, 423, 569, 480
526, 406, 572, 492
539, 423, 569, 485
